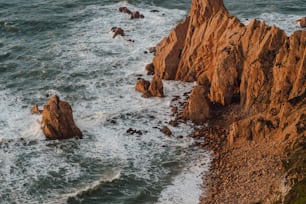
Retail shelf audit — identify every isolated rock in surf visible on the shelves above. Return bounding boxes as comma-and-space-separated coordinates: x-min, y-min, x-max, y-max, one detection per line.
297, 17, 306, 27
135, 78, 150, 95
111, 27, 125, 38
32, 95, 83, 140
119, 6, 132, 15
135, 75, 164, 97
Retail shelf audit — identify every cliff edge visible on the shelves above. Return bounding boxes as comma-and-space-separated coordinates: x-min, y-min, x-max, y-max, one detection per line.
151, 0, 305, 203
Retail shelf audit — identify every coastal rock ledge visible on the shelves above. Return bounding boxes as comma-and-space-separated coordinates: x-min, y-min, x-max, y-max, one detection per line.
151, 0, 305, 203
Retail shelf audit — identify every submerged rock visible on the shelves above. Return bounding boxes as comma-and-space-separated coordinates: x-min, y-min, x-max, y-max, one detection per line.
135, 75, 164, 97
130, 11, 144, 19
32, 95, 82, 140
111, 27, 125, 38
118, 7, 144, 19
161, 126, 172, 136
119, 6, 132, 15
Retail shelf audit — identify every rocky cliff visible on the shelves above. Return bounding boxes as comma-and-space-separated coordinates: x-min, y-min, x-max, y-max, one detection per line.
151, 0, 305, 203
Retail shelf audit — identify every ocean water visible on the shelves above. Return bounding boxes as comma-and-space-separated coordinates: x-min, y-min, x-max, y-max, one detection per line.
0, 0, 304, 204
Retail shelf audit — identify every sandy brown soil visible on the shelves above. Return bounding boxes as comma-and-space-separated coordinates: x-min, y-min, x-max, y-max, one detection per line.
199, 131, 288, 204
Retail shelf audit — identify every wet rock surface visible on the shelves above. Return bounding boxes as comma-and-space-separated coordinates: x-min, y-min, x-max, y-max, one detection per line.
32, 95, 82, 140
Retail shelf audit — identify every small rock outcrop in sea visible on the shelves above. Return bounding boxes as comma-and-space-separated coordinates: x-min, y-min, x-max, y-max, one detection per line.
297, 17, 306, 27
130, 11, 144, 19
118, 6, 144, 19
150, 0, 305, 203
119, 6, 132, 15
161, 126, 172, 136
135, 75, 164, 97
32, 95, 83, 140
111, 27, 125, 38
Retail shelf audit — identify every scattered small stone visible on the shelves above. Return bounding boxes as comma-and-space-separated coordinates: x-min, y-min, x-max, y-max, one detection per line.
161, 126, 172, 136
171, 107, 178, 114
126, 128, 143, 136
127, 39, 135, 42
135, 78, 150, 94
150, 10, 160, 13
119, 6, 132, 15
131, 11, 144, 19
111, 27, 124, 38
169, 120, 179, 127
171, 95, 181, 102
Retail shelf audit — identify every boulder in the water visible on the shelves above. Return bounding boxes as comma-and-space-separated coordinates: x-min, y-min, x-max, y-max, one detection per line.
32, 95, 83, 140
111, 27, 125, 38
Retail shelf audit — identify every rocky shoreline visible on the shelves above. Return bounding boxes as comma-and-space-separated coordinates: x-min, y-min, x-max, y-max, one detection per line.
145, 0, 305, 203
28, 1, 305, 202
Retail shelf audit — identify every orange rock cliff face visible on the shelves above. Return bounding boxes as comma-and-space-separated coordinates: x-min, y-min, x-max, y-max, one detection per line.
151, 0, 305, 202
153, 0, 305, 139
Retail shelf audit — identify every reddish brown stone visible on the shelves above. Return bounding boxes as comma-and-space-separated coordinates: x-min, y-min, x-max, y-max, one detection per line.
119, 7, 132, 15
297, 17, 306, 27
135, 78, 150, 94
182, 86, 210, 124
33, 95, 82, 140
111, 27, 124, 38
31, 104, 42, 114
161, 126, 172, 136
145, 63, 155, 75
148, 75, 164, 97
131, 11, 144, 19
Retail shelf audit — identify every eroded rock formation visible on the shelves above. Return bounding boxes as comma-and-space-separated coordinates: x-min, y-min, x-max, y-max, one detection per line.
32, 95, 83, 140
135, 75, 164, 97
111, 27, 125, 38
182, 86, 211, 124
151, 0, 305, 203
153, 0, 305, 134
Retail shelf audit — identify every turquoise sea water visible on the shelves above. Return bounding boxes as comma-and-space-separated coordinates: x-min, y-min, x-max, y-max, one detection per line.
0, 0, 305, 203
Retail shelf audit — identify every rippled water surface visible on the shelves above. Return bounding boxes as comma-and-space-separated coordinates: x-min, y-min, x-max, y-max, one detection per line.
0, 0, 305, 203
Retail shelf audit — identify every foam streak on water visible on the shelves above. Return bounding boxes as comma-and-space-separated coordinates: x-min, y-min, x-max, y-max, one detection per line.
0, 2, 209, 204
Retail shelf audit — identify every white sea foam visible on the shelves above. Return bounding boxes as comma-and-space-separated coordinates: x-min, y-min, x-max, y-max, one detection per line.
157, 156, 211, 204
59, 170, 121, 203
0, 2, 209, 203
240, 12, 305, 35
